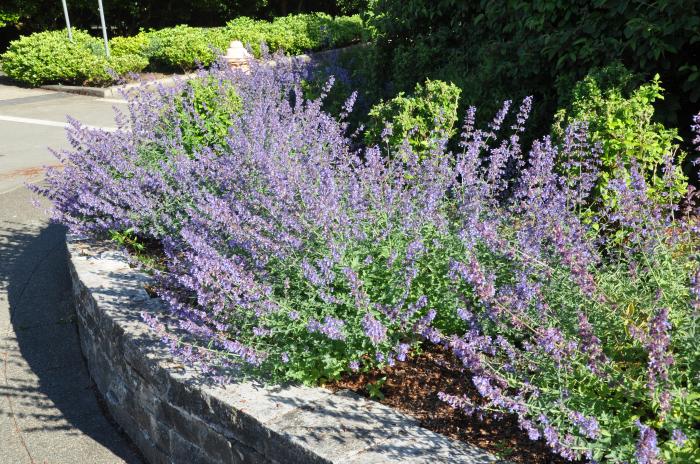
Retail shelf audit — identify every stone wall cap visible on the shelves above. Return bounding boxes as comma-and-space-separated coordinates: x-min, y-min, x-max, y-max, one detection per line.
67, 237, 506, 463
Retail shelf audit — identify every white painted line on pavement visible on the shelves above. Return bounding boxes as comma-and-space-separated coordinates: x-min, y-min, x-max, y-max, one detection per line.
0, 114, 116, 131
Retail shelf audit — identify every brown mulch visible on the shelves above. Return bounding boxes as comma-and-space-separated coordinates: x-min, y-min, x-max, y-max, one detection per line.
326, 344, 570, 463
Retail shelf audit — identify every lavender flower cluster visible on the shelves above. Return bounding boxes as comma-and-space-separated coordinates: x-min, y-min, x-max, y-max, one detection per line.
38, 54, 700, 463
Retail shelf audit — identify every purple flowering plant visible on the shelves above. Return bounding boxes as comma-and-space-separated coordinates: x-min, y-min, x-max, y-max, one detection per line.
436, 103, 700, 463
37, 51, 700, 463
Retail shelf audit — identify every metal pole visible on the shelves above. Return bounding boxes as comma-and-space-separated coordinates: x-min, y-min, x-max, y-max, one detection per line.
61, 0, 73, 42
97, 0, 110, 58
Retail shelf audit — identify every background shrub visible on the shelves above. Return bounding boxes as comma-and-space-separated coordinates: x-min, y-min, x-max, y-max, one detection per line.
367, 0, 700, 147
223, 18, 271, 57
553, 67, 688, 216
146, 25, 227, 69
103, 54, 150, 79
227, 14, 365, 57
0, 0, 368, 52
364, 79, 461, 155
110, 32, 152, 58
1, 13, 367, 83
0, 29, 147, 86
145, 14, 366, 70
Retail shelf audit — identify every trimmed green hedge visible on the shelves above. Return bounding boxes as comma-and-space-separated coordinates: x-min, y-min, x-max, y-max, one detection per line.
0, 13, 366, 86
0, 30, 147, 86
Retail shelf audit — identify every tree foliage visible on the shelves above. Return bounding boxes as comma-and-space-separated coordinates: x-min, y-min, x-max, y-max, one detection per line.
368, 0, 700, 134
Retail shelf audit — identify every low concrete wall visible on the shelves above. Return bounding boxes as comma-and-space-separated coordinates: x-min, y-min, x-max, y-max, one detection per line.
68, 239, 502, 464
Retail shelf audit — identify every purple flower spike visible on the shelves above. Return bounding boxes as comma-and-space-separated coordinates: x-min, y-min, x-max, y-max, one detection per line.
362, 313, 387, 345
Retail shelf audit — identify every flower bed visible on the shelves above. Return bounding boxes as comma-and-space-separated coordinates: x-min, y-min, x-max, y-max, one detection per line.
67, 239, 500, 463
36, 53, 700, 463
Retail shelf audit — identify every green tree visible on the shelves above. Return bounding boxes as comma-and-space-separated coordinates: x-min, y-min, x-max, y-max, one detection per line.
368, 0, 700, 137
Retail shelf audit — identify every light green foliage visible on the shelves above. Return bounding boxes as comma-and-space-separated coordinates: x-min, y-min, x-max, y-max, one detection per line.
226, 13, 365, 57
364, 79, 461, 156
266, 14, 320, 53
553, 68, 687, 211
147, 26, 228, 70
140, 75, 243, 167
1, 14, 368, 83
123, 14, 366, 71
104, 54, 150, 79
325, 15, 367, 45
223, 17, 269, 57
109, 32, 151, 58
0, 30, 147, 86
0, 11, 20, 28
176, 76, 243, 154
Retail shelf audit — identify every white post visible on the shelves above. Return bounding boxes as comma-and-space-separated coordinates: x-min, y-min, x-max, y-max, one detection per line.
97, 0, 110, 58
61, 0, 73, 42
223, 41, 252, 72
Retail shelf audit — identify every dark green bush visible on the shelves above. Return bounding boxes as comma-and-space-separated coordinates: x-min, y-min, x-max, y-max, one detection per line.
364, 79, 461, 156
0, 30, 147, 86
335, 0, 369, 15
300, 42, 382, 130
368, 0, 700, 134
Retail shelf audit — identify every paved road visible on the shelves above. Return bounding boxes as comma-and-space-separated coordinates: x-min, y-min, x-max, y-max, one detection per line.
0, 82, 142, 463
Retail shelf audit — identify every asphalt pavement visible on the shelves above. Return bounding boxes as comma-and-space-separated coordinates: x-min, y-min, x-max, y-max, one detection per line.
0, 81, 142, 463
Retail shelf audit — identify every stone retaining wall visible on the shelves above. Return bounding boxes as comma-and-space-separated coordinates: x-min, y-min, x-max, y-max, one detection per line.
68, 239, 502, 464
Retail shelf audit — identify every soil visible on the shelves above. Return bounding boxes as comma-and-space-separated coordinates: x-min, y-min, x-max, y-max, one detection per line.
326, 344, 570, 463
0, 165, 60, 181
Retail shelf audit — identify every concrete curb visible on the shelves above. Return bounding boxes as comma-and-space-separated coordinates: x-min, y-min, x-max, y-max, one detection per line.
67, 239, 505, 464
41, 74, 199, 99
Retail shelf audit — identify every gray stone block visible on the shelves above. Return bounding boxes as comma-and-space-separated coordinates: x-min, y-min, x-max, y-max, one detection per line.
67, 239, 505, 463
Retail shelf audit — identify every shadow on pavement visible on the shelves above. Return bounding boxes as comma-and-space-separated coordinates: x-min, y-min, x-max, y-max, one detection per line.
0, 219, 141, 462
